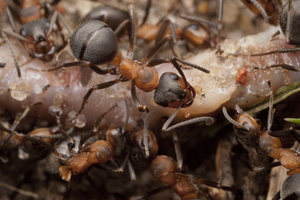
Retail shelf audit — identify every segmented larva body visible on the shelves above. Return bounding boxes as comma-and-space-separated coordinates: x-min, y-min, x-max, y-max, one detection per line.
142, 26, 300, 120
1, 26, 299, 128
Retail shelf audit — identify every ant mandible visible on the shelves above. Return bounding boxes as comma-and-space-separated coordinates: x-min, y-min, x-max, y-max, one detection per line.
222, 92, 300, 176
1, 0, 67, 77
49, 4, 210, 130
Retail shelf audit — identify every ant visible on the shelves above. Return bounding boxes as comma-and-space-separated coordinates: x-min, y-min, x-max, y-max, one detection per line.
1, 0, 68, 77
142, 155, 236, 200
222, 91, 300, 176
48, 101, 159, 199
0, 102, 62, 162
233, 0, 300, 63
48, 4, 210, 131
136, 0, 221, 55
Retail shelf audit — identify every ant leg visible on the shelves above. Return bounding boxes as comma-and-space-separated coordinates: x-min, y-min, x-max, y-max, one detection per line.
141, 35, 173, 64
236, 47, 300, 57
63, 180, 72, 200
11, 102, 42, 131
48, 61, 117, 75
6, 7, 17, 32
127, 160, 136, 182
50, 106, 75, 150
93, 104, 118, 132
130, 186, 170, 200
131, 81, 149, 112
112, 153, 130, 173
84, 173, 106, 200
285, 0, 292, 43
199, 179, 236, 192
255, 63, 300, 71
247, 0, 270, 23
122, 99, 130, 133
77, 77, 127, 116
173, 132, 183, 170
143, 111, 154, 158
126, 4, 137, 59
114, 19, 130, 38
1, 31, 23, 77
155, 18, 180, 58
162, 103, 182, 132
170, 56, 210, 73
140, 0, 152, 27
217, 0, 224, 53
0, 126, 61, 157
180, 14, 219, 29
163, 117, 215, 132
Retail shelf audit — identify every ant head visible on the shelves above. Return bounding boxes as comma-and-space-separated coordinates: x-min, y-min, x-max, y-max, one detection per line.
20, 18, 55, 61
154, 72, 195, 108
280, 0, 300, 44
70, 20, 118, 65
222, 106, 260, 147
150, 155, 177, 185
235, 108, 261, 147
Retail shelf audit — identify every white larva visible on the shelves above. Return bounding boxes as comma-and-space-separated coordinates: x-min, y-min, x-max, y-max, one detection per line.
1, 26, 300, 128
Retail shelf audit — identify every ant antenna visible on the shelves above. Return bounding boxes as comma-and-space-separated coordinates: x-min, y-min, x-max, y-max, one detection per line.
163, 116, 215, 132
248, 0, 270, 23
122, 99, 130, 134
172, 131, 183, 170
267, 82, 274, 132
127, 4, 137, 58
143, 111, 154, 158
222, 107, 249, 131
286, 0, 292, 43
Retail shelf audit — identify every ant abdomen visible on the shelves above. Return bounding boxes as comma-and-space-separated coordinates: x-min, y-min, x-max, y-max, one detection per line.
70, 20, 118, 65
83, 6, 130, 31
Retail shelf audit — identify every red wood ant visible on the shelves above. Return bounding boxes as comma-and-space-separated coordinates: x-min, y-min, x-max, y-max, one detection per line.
1, 0, 67, 77
48, 101, 158, 199
145, 155, 236, 200
0, 102, 62, 162
136, 0, 220, 55
222, 93, 300, 176
48, 4, 210, 131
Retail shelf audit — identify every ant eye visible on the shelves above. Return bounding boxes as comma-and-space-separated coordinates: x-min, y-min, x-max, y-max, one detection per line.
116, 126, 122, 133
20, 29, 26, 36
170, 74, 179, 80
242, 122, 250, 129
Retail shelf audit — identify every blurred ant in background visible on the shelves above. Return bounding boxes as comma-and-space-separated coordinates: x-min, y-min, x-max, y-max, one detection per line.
1, 0, 68, 77
130, 155, 237, 200
0, 102, 70, 163
234, 0, 300, 66
223, 86, 300, 199
239, 0, 282, 25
